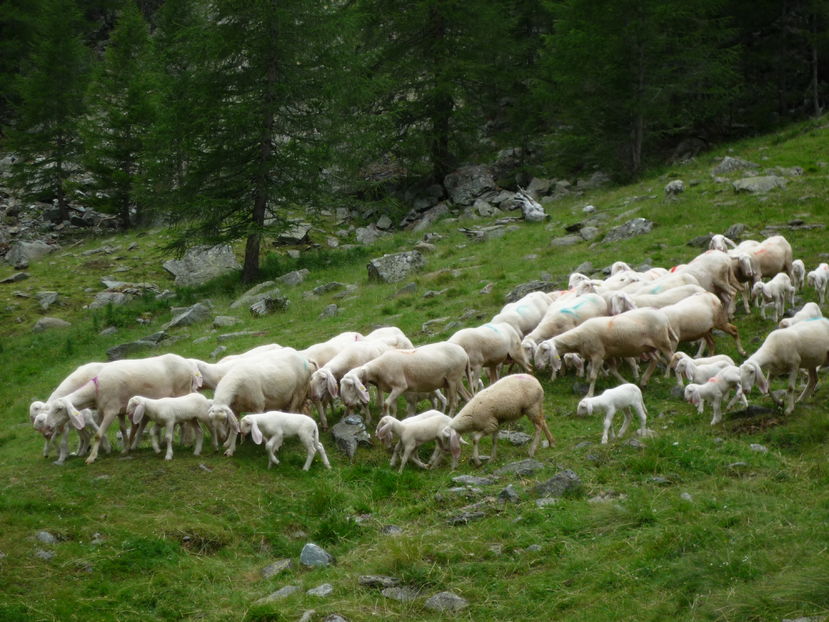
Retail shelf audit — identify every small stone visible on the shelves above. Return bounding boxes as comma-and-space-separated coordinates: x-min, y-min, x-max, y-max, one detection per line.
32, 317, 71, 333
256, 585, 300, 604
381, 586, 420, 602
750, 443, 768, 453
649, 476, 672, 485
261, 558, 292, 578
213, 315, 240, 328
91, 533, 105, 545
35, 531, 58, 545
380, 525, 403, 536
626, 438, 646, 449
322, 615, 349, 622
298, 611, 316, 622
579, 226, 600, 241
424, 591, 469, 612
532, 469, 581, 498
0, 272, 30, 284
300, 543, 334, 568
394, 282, 417, 297
307, 583, 333, 597
728, 461, 748, 469
318, 304, 339, 319
524, 544, 542, 552
535, 497, 558, 508
550, 234, 582, 247
680, 492, 693, 502
448, 511, 486, 526
34, 549, 55, 561
494, 459, 544, 476
451, 475, 496, 486
498, 485, 520, 503
358, 575, 401, 589
497, 430, 532, 446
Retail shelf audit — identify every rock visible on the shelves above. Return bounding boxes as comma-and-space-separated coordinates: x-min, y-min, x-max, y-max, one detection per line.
298, 611, 316, 622
579, 226, 600, 241
300, 543, 334, 568
680, 492, 693, 502
359, 575, 401, 589
626, 438, 646, 449
470, 198, 500, 217
311, 282, 347, 296
444, 165, 496, 206
355, 224, 383, 245
162, 302, 212, 330
330, 417, 371, 460
451, 475, 496, 486
376, 214, 393, 230
256, 585, 300, 604
322, 615, 349, 622
5, 240, 55, 267
712, 156, 758, 175
576, 171, 611, 190
687, 234, 712, 248
0, 272, 29, 284
307, 583, 334, 597
275, 269, 310, 287
535, 497, 558, 508
550, 234, 582, 247
394, 282, 417, 297
261, 558, 292, 579
230, 281, 277, 309
413, 241, 437, 253
411, 202, 451, 232
750, 443, 768, 453
36, 291, 59, 310
318, 304, 339, 319
32, 317, 71, 333
532, 469, 581, 498
574, 261, 594, 275
733, 175, 787, 194
664, 180, 685, 196
494, 459, 544, 476
250, 292, 289, 316
504, 280, 555, 303
162, 244, 241, 287
448, 511, 486, 526
275, 222, 312, 245
35, 530, 58, 545
380, 525, 403, 536
381, 586, 420, 602
213, 316, 239, 328
498, 485, 520, 503
724, 223, 747, 238
367, 251, 425, 283
604, 218, 654, 243
421, 317, 450, 334
424, 591, 469, 612
106, 339, 161, 361
34, 549, 55, 561
766, 165, 804, 177
497, 430, 532, 446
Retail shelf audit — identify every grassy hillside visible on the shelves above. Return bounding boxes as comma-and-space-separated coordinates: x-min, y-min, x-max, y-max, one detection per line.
1, 117, 828, 622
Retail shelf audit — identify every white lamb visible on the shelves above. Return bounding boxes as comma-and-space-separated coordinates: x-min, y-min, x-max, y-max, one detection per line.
125, 393, 214, 460
791, 259, 806, 291
668, 352, 735, 387
779, 302, 823, 328
237, 412, 330, 471
806, 263, 829, 305
375, 410, 454, 473
752, 273, 795, 322
684, 365, 748, 425
709, 234, 737, 252
674, 358, 734, 385
576, 383, 652, 445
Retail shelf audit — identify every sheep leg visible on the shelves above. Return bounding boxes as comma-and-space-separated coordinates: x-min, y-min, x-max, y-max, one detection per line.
490, 432, 499, 462
383, 387, 403, 419
192, 422, 204, 456
164, 422, 175, 460
314, 398, 329, 432
796, 367, 819, 403
586, 356, 602, 397
471, 432, 484, 467
640, 358, 660, 386
528, 402, 554, 453
86, 409, 121, 464
626, 358, 640, 382
617, 407, 632, 439
389, 442, 400, 467
53, 425, 70, 465
75, 427, 90, 456
314, 430, 331, 468
425, 444, 443, 469
266, 434, 282, 468
601, 406, 616, 445
301, 436, 318, 471
710, 395, 724, 425
398, 443, 416, 473
609, 363, 629, 386
725, 387, 745, 411
633, 401, 650, 437
150, 425, 161, 453
784, 367, 799, 415
694, 339, 707, 358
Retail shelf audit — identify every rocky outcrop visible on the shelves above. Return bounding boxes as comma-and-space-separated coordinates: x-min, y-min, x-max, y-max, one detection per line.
162, 245, 241, 287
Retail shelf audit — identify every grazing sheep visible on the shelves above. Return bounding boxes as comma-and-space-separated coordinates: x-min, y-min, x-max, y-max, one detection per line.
779, 302, 823, 328
491, 291, 552, 337
364, 326, 414, 349
375, 411, 454, 473
674, 358, 733, 385
33, 406, 109, 464
339, 342, 472, 419
658, 292, 745, 356
806, 263, 829, 305
752, 273, 795, 322
300, 331, 364, 370
439, 374, 554, 467
673, 250, 739, 312
684, 365, 747, 425
238, 412, 330, 471
727, 249, 760, 314
709, 234, 737, 252
668, 352, 735, 386
536, 308, 678, 397
791, 259, 806, 291
576, 383, 652, 444
449, 322, 531, 390
608, 284, 707, 315
739, 318, 829, 415
521, 293, 608, 364
126, 393, 214, 460
744, 235, 794, 279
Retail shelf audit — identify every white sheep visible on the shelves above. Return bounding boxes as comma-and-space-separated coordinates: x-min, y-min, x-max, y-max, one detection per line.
739, 318, 829, 415
209, 347, 315, 457
791, 259, 806, 291
364, 326, 414, 349
658, 292, 745, 356
608, 284, 707, 315
806, 263, 829, 305
300, 331, 365, 369
520, 293, 608, 363
238, 412, 330, 471
752, 273, 795, 322
439, 374, 555, 467
375, 410, 454, 473
684, 365, 748, 425
674, 358, 733, 385
449, 322, 531, 391
727, 249, 760, 314
491, 291, 552, 337
779, 302, 823, 328
125, 393, 214, 460
41, 354, 202, 464
709, 234, 737, 252
668, 352, 735, 386
33, 406, 109, 463
673, 250, 739, 313
576, 383, 652, 445
339, 342, 472, 419
743, 235, 794, 279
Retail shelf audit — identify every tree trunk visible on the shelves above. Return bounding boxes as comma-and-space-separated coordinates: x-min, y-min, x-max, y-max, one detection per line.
811, 11, 822, 117
55, 135, 69, 222
430, 91, 453, 183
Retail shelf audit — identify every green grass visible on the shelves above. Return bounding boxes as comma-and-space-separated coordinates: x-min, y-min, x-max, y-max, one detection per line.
1, 117, 829, 621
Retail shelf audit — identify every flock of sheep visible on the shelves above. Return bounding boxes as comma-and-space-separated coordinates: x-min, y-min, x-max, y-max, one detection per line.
27, 232, 829, 473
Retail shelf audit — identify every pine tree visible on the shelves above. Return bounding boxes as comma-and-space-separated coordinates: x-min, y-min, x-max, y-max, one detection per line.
0, 0, 41, 130
81, 0, 153, 228
5, 0, 90, 222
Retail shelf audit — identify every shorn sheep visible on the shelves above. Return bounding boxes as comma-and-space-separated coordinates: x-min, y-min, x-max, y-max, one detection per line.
684, 365, 747, 425
238, 412, 330, 471
779, 302, 823, 328
806, 263, 829, 305
576, 383, 652, 445
126, 393, 214, 460
449, 322, 531, 390
439, 374, 555, 467
752, 273, 795, 322
375, 410, 454, 473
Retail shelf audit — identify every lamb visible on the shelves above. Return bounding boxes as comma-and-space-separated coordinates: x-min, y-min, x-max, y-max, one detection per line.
449, 322, 531, 390
668, 352, 735, 386
125, 393, 214, 460
307, 339, 394, 427
779, 302, 823, 328
237, 411, 330, 471
490, 291, 552, 337
209, 347, 316, 456
726, 249, 760, 314
535, 307, 678, 397
684, 365, 748, 425
806, 263, 829, 305
658, 292, 745, 356
576, 383, 652, 445
375, 410, 454, 473
608, 284, 707, 315
709, 234, 737, 252
439, 374, 554, 467
41, 354, 202, 464
739, 318, 829, 415
752, 273, 795, 322
520, 293, 608, 363
791, 259, 806, 291
339, 342, 472, 419
674, 357, 734, 385
33, 406, 109, 463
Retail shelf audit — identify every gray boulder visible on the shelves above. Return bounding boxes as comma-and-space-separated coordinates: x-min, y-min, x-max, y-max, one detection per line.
504, 281, 555, 303
532, 469, 581, 498
261, 558, 292, 578
5, 240, 55, 267
355, 224, 383, 245
255, 585, 300, 604
250, 292, 289, 316
424, 591, 469, 612
275, 222, 311, 245
300, 543, 334, 568
732, 175, 787, 194
32, 317, 71, 333
367, 251, 424, 283
0, 272, 30, 284
494, 458, 544, 476
163, 245, 241, 287
664, 180, 685, 197
330, 415, 371, 460
550, 234, 582, 247
230, 281, 277, 309
712, 156, 757, 175
275, 269, 309, 287
359, 575, 401, 589
411, 202, 451, 232
604, 218, 654, 243
576, 171, 611, 190
162, 302, 212, 330
444, 165, 496, 206
382, 586, 420, 602
36, 291, 59, 311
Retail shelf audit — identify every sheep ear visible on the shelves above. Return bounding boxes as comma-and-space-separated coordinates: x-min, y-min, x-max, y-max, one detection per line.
358, 383, 370, 404
64, 398, 85, 430
250, 420, 263, 445
228, 411, 240, 433
326, 371, 338, 397
754, 363, 769, 393
449, 429, 461, 459
132, 401, 146, 424
586, 401, 593, 416
192, 371, 204, 392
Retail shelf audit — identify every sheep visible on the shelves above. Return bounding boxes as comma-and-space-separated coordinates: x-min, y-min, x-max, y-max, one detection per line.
668, 352, 735, 386
684, 365, 748, 425
806, 263, 829, 305
726, 249, 760, 314
791, 259, 806, 291
535, 307, 678, 397
576, 384, 652, 445
238, 412, 330, 471
521, 293, 608, 363
125, 393, 214, 460
752, 273, 795, 322
193, 344, 283, 390
744, 235, 794, 279
339, 342, 472, 419
33, 406, 109, 464
623, 272, 700, 295
608, 284, 707, 315
300, 331, 365, 369
364, 326, 414, 349
739, 318, 829, 415
658, 292, 745, 356
375, 410, 454, 473
449, 322, 531, 391
491, 291, 552, 337
779, 302, 823, 328
209, 347, 316, 456
217, 343, 282, 364
709, 234, 737, 252
674, 358, 734, 385
41, 354, 202, 464
307, 340, 394, 427
439, 374, 554, 467
673, 250, 739, 312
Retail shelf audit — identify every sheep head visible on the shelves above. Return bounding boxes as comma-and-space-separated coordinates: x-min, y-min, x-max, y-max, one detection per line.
576, 398, 592, 417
